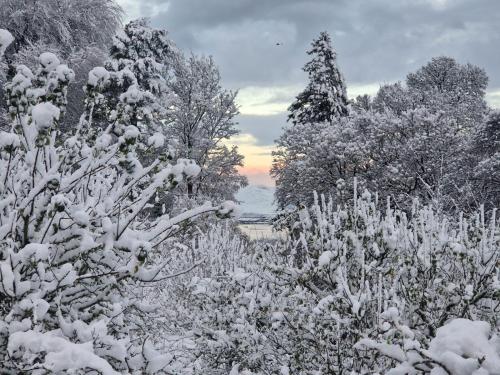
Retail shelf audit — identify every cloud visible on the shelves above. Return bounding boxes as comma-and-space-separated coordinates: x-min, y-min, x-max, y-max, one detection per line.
347, 83, 382, 99
236, 113, 286, 147
228, 133, 275, 168
120, 0, 500, 184
146, 0, 500, 89
237, 85, 301, 116
116, 0, 169, 21
486, 90, 500, 109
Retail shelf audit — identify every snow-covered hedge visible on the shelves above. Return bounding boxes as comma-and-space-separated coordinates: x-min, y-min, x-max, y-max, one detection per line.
177, 190, 499, 374
0, 45, 233, 373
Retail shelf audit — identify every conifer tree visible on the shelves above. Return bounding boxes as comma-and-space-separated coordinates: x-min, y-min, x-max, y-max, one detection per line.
288, 31, 349, 125
272, 31, 349, 208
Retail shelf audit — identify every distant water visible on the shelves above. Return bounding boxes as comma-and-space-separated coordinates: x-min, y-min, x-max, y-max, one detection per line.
238, 223, 285, 240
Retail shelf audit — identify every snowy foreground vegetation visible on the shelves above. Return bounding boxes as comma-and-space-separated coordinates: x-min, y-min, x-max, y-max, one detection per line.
0, 1, 499, 374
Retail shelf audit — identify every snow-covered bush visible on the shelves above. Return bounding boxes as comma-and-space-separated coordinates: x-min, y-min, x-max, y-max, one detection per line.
265, 190, 499, 373
142, 223, 271, 374
0, 45, 234, 373
184, 187, 499, 374
356, 318, 500, 374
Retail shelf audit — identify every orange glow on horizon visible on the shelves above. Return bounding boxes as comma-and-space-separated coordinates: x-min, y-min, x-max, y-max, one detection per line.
238, 166, 275, 186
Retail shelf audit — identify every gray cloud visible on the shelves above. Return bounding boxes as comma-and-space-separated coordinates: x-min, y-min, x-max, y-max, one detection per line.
120, 0, 500, 159
148, 0, 500, 90
237, 114, 287, 146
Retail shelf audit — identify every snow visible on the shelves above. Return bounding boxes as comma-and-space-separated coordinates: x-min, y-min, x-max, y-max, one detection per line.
318, 250, 333, 267
0, 29, 14, 58
39, 52, 60, 72
0, 132, 20, 149
31, 102, 60, 130
18, 243, 50, 261
88, 66, 110, 88
8, 331, 120, 375
0, 262, 15, 296
428, 319, 500, 374
183, 160, 201, 177
95, 133, 112, 150
148, 132, 165, 148
123, 125, 140, 140
33, 298, 50, 322
120, 84, 143, 104
218, 200, 240, 218
54, 64, 75, 82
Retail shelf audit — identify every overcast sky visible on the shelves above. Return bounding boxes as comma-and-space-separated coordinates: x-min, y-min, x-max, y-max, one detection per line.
118, 0, 500, 186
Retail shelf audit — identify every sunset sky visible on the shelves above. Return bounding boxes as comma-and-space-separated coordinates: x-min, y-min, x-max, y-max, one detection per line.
118, 0, 500, 186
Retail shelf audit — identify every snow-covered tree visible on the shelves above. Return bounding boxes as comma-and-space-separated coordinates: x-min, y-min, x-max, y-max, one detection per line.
0, 0, 122, 59
406, 56, 488, 127
288, 31, 349, 125
471, 110, 500, 212
0, 0, 123, 131
166, 54, 247, 201
276, 56, 492, 213
88, 18, 176, 141
0, 45, 235, 373
272, 32, 349, 209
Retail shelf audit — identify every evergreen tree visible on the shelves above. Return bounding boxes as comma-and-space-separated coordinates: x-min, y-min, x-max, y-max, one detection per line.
272, 32, 349, 208
288, 31, 349, 125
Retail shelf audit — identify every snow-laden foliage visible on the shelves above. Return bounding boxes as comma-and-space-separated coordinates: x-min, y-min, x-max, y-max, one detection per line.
273, 49, 495, 214
92, 19, 246, 204
287, 31, 349, 125
0, 0, 122, 57
0, 29, 14, 60
0, 47, 235, 373
166, 54, 247, 201
88, 18, 176, 138
272, 31, 349, 208
356, 318, 500, 374
266, 191, 499, 373
471, 110, 500, 210
172, 189, 499, 374
0, 0, 123, 132
141, 223, 256, 373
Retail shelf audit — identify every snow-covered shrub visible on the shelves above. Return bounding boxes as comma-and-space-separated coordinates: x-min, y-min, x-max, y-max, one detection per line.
357, 318, 500, 374
142, 223, 271, 374
188, 188, 499, 374
0, 46, 233, 373
263, 190, 499, 373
